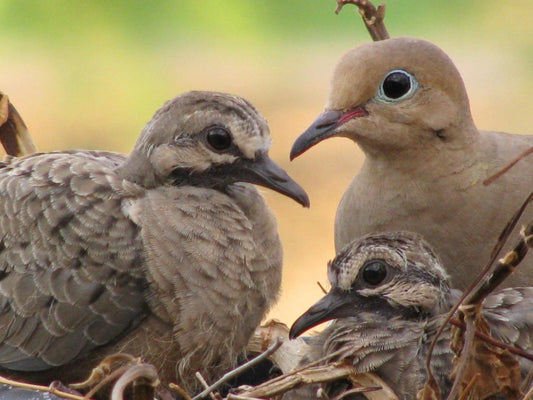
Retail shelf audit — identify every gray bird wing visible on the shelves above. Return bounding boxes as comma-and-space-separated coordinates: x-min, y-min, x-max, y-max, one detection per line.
483, 287, 533, 372
0, 151, 147, 371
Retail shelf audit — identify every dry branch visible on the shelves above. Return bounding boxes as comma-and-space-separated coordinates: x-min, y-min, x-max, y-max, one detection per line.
110, 364, 159, 400
241, 320, 398, 400
247, 320, 311, 374
335, 0, 390, 41
447, 221, 533, 400
0, 376, 86, 400
420, 212, 533, 400
192, 338, 283, 400
422, 189, 533, 399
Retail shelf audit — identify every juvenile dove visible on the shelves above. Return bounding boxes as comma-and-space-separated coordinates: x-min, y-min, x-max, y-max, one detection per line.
0, 91, 309, 391
289, 231, 533, 399
291, 37, 533, 290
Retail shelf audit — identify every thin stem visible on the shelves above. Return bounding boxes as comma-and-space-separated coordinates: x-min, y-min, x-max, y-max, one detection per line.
192, 338, 283, 400
0, 375, 86, 400
334, 0, 389, 41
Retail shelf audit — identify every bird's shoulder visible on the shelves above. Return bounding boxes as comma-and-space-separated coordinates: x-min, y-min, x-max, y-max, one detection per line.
0, 150, 144, 209
478, 130, 533, 173
0, 150, 144, 272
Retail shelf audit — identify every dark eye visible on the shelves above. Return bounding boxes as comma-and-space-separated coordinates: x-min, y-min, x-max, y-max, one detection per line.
206, 127, 232, 151
378, 70, 418, 101
361, 260, 388, 286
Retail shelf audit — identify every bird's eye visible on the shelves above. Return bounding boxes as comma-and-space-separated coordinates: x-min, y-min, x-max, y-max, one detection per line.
377, 70, 418, 102
361, 260, 388, 286
206, 127, 232, 151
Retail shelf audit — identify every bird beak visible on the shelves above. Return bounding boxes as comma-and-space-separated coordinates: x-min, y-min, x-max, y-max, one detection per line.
289, 287, 356, 339
242, 153, 310, 207
290, 107, 368, 160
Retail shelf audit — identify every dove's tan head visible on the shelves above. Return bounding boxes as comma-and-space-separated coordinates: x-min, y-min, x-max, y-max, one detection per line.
291, 37, 477, 160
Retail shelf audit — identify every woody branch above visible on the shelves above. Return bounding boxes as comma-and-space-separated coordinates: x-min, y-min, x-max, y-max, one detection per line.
335, 0, 390, 41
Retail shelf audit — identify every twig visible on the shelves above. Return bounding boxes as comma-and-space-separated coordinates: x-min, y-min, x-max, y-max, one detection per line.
520, 368, 533, 394
445, 221, 533, 400
233, 363, 355, 398
425, 193, 533, 388
71, 353, 140, 390
169, 383, 193, 400
0, 375, 87, 400
334, 0, 389, 41
484, 147, 533, 185
332, 385, 381, 400
232, 360, 398, 400
110, 364, 159, 400
519, 381, 533, 400
447, 305, 479, 400
226, 395, 261, 400
466, 220, 533, 306
194, 372, 216, 400
456, 373, 480, 400
83, 365, 131, 400
193, 338, 283, 400
317, 281, 328, 294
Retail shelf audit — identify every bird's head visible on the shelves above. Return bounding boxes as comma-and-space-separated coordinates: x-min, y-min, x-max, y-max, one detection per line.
289, 231, 451, 339
122, 91, 309, 207
291, 37, 476, 161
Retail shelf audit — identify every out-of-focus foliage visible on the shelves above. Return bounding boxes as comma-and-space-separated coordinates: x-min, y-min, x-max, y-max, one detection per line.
0, 1, 492, 47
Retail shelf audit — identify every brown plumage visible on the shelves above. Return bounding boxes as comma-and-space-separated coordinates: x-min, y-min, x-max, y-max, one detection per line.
0, 91, 309, 391
289, 232, 533, 399
290, 37, 533, 290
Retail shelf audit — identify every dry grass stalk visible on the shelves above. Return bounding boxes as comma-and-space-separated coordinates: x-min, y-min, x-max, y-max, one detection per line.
0, 375, 86, 400
239, 320, 398, 400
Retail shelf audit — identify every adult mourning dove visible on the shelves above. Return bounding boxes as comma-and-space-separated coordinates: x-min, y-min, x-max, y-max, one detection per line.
289, 232, 533, 399
0, 91, 309, 392
290, 37, 533, 290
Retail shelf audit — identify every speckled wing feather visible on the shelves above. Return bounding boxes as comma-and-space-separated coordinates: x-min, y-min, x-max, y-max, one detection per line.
0, 151, 147, 371
483, 287, 533, 372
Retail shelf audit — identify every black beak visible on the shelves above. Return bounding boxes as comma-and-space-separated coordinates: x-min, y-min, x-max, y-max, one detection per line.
290, 107, 368, 160
289, 287, 357, 339
243, 153, 310, 207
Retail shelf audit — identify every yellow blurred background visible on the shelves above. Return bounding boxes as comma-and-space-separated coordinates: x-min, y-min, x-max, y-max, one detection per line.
1, 1, 532, 324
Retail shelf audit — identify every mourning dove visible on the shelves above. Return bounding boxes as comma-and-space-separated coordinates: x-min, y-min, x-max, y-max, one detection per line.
290, 37, 533, 290
289, 232, 533, 399
0, 91, 309, 392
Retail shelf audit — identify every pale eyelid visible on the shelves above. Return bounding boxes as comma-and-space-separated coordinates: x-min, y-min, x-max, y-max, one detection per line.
374, 69, 419, 104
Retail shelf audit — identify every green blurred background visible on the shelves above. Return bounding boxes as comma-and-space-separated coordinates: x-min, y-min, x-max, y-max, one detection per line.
1, 1, 532, 324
